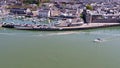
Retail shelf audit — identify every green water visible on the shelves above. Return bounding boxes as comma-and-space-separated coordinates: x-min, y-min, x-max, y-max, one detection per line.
0, 27, 120, 68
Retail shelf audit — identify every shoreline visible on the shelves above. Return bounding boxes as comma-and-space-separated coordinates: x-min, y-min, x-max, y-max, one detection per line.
1, 23, 120, 31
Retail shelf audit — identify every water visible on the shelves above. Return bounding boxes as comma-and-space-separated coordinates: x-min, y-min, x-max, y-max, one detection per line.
0, 27, 120, 68
0, 19, 120, 68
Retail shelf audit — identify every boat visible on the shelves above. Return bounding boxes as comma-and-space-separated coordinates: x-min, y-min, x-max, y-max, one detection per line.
14, 24, 33, 30
93, 38, 103, 42
2, 23, 15, 28
14, 26, 33, 30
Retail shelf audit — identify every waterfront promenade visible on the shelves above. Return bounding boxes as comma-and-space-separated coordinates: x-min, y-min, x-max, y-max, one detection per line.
56, 23, 120, 29
44, 23, 120, 31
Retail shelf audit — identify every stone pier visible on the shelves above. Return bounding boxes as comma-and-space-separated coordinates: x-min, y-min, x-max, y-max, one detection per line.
55, 23, 120, 30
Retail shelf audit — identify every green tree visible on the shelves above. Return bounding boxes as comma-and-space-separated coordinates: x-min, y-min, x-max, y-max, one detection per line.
23, 0, 34, 4
23, 0, 50, 6
80, 14, 83, 18
86, 5, 93, 10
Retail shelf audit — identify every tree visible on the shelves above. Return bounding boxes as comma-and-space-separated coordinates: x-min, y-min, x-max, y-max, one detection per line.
22, 0, 50, 6
80, 14, 83, 18
86, 5, 93, 10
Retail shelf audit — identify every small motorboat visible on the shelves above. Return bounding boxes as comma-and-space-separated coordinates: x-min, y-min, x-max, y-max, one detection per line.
93, 38, 103, 42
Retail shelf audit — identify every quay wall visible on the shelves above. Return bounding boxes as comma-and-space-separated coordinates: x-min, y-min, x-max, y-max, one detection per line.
1, 22, 120, 31
41, 23, 120, 31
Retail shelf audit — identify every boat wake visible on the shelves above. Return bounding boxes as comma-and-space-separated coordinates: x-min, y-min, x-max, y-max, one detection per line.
93, 38, 105, 43
33, 31, 80, 37
93, 34, 120, 43
0, 33, 16, 36
90, 32, 120, 37
47, 32, 79, 36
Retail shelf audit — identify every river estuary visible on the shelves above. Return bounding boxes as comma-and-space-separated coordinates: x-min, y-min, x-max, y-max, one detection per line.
0, 19, 120, 68
0, 18, 120, 68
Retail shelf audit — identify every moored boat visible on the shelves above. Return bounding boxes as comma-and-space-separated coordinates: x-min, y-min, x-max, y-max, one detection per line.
2, 23, 15, 28
14, 24, 33, 30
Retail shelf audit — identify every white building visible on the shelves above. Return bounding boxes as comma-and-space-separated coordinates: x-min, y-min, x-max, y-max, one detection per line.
38, 9, 51, 17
